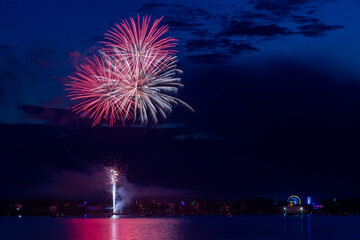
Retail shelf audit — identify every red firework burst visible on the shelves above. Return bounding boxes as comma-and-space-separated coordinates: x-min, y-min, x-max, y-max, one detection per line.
67, 15, 192, 126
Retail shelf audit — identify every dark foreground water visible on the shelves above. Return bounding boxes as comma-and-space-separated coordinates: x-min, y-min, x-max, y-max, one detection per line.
1, 215, 360, 240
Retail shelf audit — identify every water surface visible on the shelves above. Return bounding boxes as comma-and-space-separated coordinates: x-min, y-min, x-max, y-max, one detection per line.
1, 215, 359, 240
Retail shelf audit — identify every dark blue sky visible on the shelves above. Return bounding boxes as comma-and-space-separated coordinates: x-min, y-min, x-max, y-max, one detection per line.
1, 0, 360, 201
1, 0, 359, 124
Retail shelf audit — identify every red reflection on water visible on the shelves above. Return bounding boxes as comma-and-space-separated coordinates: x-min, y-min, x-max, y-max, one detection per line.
65, 217, 183, 240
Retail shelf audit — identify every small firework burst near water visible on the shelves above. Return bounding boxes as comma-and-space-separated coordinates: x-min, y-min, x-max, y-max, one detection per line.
67, 15, 193, 126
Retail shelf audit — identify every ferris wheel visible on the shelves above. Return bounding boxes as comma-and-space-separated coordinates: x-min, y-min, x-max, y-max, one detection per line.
287, 195, 301, 206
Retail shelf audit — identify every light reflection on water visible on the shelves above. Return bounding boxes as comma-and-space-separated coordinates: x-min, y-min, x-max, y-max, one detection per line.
65, 216, 184, 240
2, 215, 360, 240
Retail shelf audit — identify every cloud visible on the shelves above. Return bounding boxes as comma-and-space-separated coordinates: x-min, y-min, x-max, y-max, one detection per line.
6, 58, 21, 66
41, 96, 65, 108
139, 3, 211, 34
186, 39, 220, 52
291, 15, 319, 24
140, 3, 211, 18
163, 17, 202, 31
35, 59, 54, 68
190, 29, 211, 37
185, 53, 231, 64
251, 0, 314, 16
27, 47, 56, 68
137, 1, 343, 61
186, 38, 258, 59
19, 105, 88, 126
229, 43, 260, 54
0, 54, 27, 122
28, 48, 52, 58
306, 9, 317, 15
297, 22, 344, 37
0, 44, 11, 50
221, 21, 293, 37
237, 11, 276, 21
87, 36, 103, 42
152, 122, 192, 129
138, 3, 168, 11
19, 105, 197, 131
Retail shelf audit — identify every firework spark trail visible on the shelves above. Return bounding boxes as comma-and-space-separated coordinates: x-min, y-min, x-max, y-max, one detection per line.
67, 15, 193, 126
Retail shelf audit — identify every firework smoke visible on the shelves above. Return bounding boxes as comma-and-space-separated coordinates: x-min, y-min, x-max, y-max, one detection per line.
32, 163, 190, 212
67, 15, 193, 126
114, 179, 191, 213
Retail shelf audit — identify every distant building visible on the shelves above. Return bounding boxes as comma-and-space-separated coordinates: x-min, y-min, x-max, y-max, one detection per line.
86, 205, 103, 212
14, 203, 23, 212
49, 206, 58, 212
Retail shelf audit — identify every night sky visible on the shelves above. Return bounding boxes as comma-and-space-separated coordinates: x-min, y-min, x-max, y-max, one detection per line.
1, 0, 360, 202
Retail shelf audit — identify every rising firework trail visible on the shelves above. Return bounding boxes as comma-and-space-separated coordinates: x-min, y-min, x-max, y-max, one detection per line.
110, 169, 118, 214
67, 15, 193, 126
107, 160, 127, 214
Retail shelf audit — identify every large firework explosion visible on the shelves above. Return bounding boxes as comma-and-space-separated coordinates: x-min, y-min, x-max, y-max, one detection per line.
67, 15, 193, 126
